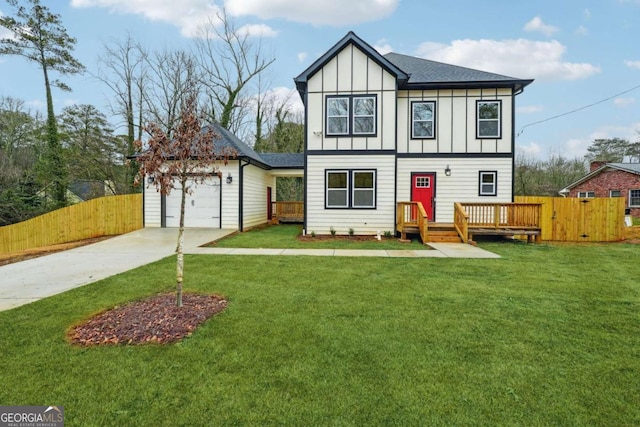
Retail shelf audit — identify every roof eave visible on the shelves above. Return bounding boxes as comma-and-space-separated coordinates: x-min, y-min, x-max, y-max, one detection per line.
402, 79, 534, 92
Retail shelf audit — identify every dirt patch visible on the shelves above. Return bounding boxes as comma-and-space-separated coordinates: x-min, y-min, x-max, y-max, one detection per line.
0, 236, 115, 266
68, 292, 228, 346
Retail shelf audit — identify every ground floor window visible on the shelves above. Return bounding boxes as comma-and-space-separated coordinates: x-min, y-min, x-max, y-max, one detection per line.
630, 189, 640, 207
610, 190, 621, 197
326, 169, 376, 208
577, 191, 595, 198
479, 171, 497, 196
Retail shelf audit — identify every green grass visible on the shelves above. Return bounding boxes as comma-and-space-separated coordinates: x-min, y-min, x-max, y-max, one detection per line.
1, 242, 639, 425
212, 224, 426, 249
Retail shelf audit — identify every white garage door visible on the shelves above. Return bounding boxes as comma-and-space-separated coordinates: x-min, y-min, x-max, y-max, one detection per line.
165, 178, 221, 228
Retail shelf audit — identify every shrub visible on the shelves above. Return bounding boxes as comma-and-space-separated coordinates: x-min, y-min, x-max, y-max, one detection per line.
348, 228, 354, 236
330, 226, 336, 236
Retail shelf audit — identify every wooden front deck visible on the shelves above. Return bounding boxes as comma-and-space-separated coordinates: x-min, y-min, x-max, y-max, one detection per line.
398, 201, 543, 244
271, 201, 304, 223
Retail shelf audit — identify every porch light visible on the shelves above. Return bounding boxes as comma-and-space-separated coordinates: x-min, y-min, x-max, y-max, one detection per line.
445, 165, 451, 176
226, 173, 233, 184
147, 175, 155, 184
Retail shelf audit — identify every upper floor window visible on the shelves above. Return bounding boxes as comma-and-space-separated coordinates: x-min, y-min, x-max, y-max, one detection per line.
412, 101, 436, 139
577, 191, 595, 198
477, 100, 501, 139
326, 95, 376, 137
479, 171, 497, 196
630, 189, 640, 207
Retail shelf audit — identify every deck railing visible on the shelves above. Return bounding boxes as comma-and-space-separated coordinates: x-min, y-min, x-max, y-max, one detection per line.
396, 201, 428, 242
272, 201, 304, 222
453, 202, 469, 243
459, 202, 542, 229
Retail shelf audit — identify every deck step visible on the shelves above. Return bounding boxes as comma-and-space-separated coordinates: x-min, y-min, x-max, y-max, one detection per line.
424, 230, 463, 243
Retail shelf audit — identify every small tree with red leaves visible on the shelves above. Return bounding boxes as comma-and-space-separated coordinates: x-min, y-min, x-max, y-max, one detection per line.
135, 95, 235, 307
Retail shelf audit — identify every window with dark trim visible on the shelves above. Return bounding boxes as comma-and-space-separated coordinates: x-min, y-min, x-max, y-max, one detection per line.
326, 95, 376, 137
479, 171, 497, 196
577, 191, 595, 198
477, 100, 501, 139
629, 189, 640, 207
326, 169, 376, 208
411, 101, 436, 139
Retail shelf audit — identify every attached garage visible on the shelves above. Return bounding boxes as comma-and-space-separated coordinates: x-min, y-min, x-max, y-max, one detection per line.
165, 177, 221, 228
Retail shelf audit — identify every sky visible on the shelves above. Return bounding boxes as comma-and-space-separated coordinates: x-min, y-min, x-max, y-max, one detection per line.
1, 0, 639, 160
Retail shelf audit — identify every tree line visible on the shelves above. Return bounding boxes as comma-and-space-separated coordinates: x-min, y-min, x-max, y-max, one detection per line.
1, 0, 638, 226
0, 0, 303, 225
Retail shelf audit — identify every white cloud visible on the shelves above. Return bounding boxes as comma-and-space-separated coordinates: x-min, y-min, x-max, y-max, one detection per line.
575, 25, 588, 36
614, 97, 635, 107
516, 142, 542, 156
564, 122, 640, 158
416, 39, 600, 81
584, 9, 591, 19
70, 0, 221, 37
237, 24, 278, 38
26, 99, 45, 110
523, 16, 559, 37
224, 0, 399, 26
517, 105, 544, 114
624, 60, 640, 69
374, 39, 393, 55
297, 52, 308, 63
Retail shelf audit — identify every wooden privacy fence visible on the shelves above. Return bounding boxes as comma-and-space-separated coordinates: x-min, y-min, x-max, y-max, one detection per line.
0, 194, 143, 253
515, 196, 625, 242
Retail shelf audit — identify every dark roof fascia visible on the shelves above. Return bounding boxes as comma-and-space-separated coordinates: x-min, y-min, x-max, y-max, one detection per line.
294, 31, 408, 98
236, 155, 271, 170
402, 79, 534, 93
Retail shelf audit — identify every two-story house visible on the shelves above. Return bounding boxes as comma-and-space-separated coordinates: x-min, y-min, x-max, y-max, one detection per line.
142, 31, 533, 236
294, 31, 533, 235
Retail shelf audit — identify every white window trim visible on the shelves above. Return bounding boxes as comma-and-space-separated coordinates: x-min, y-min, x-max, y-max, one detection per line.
326, 170, 349, 208
577, 191, 595, 198
610, 190, 622, 197
326, 97, 350, 136
352, 96, 376, 136
477, 100, 501, 139
352, 170, 376, 208
629, 189, 640, 207
479, 171, 497, 196
411, 101, 436, 139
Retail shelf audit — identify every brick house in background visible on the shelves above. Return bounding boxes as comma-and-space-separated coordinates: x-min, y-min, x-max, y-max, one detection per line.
560, 162, 640, 217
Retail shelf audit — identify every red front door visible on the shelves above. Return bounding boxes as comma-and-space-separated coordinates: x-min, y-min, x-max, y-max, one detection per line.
411, 173, 435, 220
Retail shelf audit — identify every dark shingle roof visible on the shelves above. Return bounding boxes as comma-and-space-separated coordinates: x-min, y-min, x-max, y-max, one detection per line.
208, 122, 266, 166
384, 52, 529, 86
609, 163, 640, 174
259, 153, 304, 168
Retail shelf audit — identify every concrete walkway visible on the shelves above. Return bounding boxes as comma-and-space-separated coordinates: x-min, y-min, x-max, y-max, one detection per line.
0, 228, 499, 311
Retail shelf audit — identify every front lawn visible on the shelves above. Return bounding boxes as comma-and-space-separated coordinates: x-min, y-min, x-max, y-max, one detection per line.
1, 242, 639, 425
211, 223, 426, 249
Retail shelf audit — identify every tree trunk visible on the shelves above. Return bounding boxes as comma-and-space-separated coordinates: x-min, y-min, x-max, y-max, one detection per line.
42, 65, 67, 207
176, 174, 187, 307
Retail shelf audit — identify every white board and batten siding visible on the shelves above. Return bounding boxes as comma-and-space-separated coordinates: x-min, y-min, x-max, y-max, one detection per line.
306, 155, 396, 235
306, 43, 397, 152
397, 88, 513, 155
397, 158, 513, 223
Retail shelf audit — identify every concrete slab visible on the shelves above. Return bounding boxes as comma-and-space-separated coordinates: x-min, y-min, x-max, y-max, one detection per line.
334, 249, 389, 257
281, 249, 336, 256
427, 243, 500, 259
0, 228, 235, 311
223, 248, 286, 256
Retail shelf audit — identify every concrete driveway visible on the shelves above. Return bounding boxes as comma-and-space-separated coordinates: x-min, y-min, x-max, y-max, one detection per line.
0, 228, 234, 311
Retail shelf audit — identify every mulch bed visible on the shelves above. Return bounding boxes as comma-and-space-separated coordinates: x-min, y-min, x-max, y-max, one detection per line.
68, 293, 228, 346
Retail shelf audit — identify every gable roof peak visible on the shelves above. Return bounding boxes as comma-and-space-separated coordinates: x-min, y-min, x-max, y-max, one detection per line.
294, 31, 408, 98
